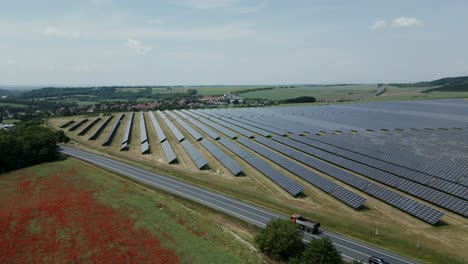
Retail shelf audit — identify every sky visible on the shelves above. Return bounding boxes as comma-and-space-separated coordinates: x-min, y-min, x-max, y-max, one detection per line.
0, 0, 467, 86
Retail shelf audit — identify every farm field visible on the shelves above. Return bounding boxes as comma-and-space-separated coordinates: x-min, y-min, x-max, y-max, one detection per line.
240, 84, 377, 100
0, 159, 262, 263
47, 100, 468, 264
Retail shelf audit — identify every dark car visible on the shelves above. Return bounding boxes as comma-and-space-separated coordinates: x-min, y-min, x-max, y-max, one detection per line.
368, 256, 388, 264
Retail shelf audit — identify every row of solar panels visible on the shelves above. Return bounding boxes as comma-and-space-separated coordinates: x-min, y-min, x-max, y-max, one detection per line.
291, 135, 468, 201
68, 119, 88, 132
271, 136, 468, 218
157, 111, 185, 142
236, 137, 366, 208
60, 120, 75, 128
120, 112, 134, 150
140, 112, 150, 154
78, 117, 101, 135
176, 110, 220, 139
168, 110, 242, 175
253, 136, 444, 224
89, 115, 114, 140
314, 132, 467, 184
184, 110, 237, 139
102, 113, 124, 146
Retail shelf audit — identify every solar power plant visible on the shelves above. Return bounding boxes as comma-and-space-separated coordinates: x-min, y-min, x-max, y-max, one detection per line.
289, 134, 468, 200
196, 110, 254, 138
139, 112, 148, 144
78, 117, 101, 136
68, 118, 88, 131
236, 137, 366, 208
60, 120, 75, 128
253, 136, 445, 224
157, 111, 185, 142
180, 140, 208, 169
270, 135, 468, 217
184, 117, 220, 140
101, 113, 124, 146
120, 112, 134, 151
89, 115, 114, 140
148, 111, 166, 142
186, 110, 237, 139
217, 138, 304, 197
199, 139, 243, 176
167, 110, 203, 141
200, 110, 271, 137
139, 112, 149, 154
161, 140, 177, 164
173, 110, 190, 120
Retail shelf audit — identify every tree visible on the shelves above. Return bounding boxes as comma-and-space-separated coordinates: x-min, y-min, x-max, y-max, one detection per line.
255, 219, 304, 260
302, 238, 342, 264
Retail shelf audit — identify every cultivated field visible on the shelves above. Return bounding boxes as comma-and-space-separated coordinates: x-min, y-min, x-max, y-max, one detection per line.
0, 159, 262, 263
47, 101, 468, 264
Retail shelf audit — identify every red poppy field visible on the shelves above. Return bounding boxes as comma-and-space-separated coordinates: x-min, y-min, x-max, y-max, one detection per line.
0, 159, 260, 263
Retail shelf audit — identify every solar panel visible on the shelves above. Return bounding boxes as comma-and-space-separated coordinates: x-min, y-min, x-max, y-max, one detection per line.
101, 114, 124, 146
89, 115, 114, 140
158, 111, 185, 142
141, 141, 150, 154
253, 136, 444, 224
200, 139, 243, 176
68, 118, 88, 131
169, 111, 203, 141
120, 112, 134, 151
60, 120, 75, 128
180, 140, 208, 169
161, 140, 177, 163
198, 110, 254, 138
78, 117, 101, 136
139, 112, 148, 144
236, 137, 366, 209
183, 116, 220, 140
217, 138, 304, 197
148, 111, 166, 142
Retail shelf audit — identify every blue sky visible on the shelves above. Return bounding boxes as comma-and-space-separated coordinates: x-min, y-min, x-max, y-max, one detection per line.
0, 0, 467, 86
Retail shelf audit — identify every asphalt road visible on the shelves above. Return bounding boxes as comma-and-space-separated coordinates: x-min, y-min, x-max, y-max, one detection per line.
61, 146, 417, 264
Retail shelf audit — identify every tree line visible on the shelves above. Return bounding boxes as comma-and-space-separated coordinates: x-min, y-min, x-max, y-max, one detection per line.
0, 120, 69, 173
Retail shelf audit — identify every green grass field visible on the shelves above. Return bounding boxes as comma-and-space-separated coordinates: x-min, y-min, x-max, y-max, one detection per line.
0, 102, 27, 108
1, 119, 20, 124
1, 159, 262, 263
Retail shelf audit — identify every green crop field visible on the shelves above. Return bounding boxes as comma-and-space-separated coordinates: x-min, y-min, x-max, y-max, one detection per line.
240, 84, 377, 100
0, 102, 27, 108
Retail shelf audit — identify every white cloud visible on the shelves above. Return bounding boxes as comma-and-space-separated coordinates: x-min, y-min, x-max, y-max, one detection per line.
392, 17, 423, 28
173, 0, 237, 9
43, 26, 81, 38
124, 38, 152, 54
147, 19, 165, 25
239, 1, 268, 14
370, 20, 387, 30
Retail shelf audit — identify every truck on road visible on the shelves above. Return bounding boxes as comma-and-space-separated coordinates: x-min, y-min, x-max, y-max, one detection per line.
290, 213, 320, 234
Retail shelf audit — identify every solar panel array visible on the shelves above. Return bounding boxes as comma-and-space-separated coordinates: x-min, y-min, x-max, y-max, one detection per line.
161, 140, 177, 163
180, 140, 208, 169
236, 137, 366, 209
291, 134, 468, 201
167, 111, 203, 141
200, 139, 243, 176
78, 117, 101, 136
139, 112, 150, 154
89, 115, 114, 140
68, 118, 88, 131
176, 111, 220, 139
254, 136, 444, 224
148, 111, 166, 142
120, 112, 134, 150
101, 114, 124, 146
60, 120, 75, 128
271, 135, 468, 217
203, 111, 271, 137
186, 110, 237, 139
217, 138, 304, 197
197, 110, 254, 138
157, 111, 185, 142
